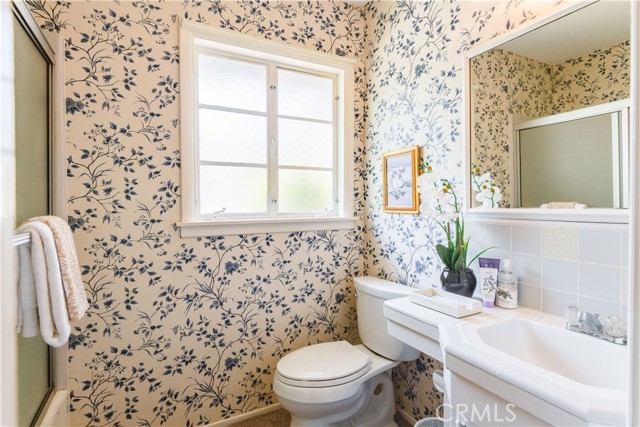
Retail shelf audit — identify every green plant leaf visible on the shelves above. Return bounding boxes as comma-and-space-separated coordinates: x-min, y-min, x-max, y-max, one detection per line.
452, 245, 464, 271
467, 246, 496, 267
446, 222, 454, 246
456, 218, 463, 246
462, 237, 470, 268
436, 244, 453, 269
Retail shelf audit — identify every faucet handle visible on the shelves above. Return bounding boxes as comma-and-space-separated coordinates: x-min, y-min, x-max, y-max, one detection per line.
565, 306, 580, 326
577, 310, 603, 332
604, 315, 626, 338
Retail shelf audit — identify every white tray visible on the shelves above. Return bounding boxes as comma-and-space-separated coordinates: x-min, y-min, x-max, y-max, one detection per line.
408, 288, 483, 318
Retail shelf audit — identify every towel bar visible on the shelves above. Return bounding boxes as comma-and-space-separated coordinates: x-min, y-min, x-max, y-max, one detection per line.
12, 232, 31, 247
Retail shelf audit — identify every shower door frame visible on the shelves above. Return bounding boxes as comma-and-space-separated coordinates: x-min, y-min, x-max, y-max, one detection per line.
11, 1, 68, 425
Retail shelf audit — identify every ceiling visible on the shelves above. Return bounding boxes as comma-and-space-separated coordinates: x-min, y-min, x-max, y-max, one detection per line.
500, 1, 630, 65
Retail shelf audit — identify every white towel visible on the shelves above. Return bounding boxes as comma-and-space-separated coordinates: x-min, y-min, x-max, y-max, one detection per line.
540, 202, 587, 209
16, 244, 38, 337
15, 222, 71, 347
28, 216, 88, 320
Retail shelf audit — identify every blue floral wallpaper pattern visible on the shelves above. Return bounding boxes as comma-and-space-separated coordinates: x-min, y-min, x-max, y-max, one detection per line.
28, 1, 366, 425
26, 0, 577, 425
362, 0, 569, 420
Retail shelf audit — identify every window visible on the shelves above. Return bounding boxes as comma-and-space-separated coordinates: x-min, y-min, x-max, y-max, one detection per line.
179, 21, 356, 237
197, 53, 336, 216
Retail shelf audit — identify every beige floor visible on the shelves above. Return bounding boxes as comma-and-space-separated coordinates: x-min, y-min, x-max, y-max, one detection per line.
228, 408, 414, 427
228, 408, 290, 427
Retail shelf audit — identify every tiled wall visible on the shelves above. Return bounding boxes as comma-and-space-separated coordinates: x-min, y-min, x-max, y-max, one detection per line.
466, 220, 629, 321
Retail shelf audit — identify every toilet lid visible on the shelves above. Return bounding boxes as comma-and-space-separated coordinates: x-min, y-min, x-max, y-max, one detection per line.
276, 341, 371, 387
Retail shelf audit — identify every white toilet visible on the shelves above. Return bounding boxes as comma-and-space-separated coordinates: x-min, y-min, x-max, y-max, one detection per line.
273, 276, 420, 427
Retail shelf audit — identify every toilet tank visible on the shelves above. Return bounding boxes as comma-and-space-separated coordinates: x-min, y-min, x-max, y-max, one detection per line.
354, 276, 420, 361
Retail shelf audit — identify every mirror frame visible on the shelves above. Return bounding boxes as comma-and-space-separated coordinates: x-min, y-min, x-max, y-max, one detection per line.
463, 0, 630, 224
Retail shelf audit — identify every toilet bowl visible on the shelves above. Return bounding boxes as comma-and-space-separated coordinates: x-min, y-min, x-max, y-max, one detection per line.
272, 276, 420, 427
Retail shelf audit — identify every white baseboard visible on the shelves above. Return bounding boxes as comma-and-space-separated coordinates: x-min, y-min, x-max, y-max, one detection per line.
32, 394, 416, 427
396, 406, 417, 427
35, 390, 69, 427
202, 402, 416, 427
205, 404, 283, 427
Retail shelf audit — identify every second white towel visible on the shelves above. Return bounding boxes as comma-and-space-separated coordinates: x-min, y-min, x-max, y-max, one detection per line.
16, 222, 71, 347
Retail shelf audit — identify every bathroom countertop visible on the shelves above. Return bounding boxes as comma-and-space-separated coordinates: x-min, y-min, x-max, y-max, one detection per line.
383, 296, 506, 342
383, 296, 502, 362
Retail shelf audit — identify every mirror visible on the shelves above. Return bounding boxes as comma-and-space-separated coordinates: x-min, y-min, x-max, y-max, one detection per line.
516, 100, 629, 208
467, 1, 630, 213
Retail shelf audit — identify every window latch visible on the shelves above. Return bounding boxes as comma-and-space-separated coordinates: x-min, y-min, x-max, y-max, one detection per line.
210, 207, 226, 219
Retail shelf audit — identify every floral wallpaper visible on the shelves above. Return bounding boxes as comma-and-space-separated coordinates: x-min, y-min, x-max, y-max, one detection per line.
471, 41, 630, 207
471, 48, 554, 207
28, 1, 366, 426
24, 0, 611, 425
553, 40, 630, 113
362, 0, 572, 420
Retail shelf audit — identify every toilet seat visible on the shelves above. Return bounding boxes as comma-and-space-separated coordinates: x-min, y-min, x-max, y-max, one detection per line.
276, 341, 371, 388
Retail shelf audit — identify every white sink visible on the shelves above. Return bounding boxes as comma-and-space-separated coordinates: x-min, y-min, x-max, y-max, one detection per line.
440, 308, 629, 426
476, 317, 627, 391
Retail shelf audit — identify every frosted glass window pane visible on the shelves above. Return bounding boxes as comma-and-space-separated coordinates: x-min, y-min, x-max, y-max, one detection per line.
199, 109, 267, 164
279, 169, 333, 213
200, 166, 267, 214
278, 69, 333, 121
199, 54, 266, 112
278, 119, 333, 168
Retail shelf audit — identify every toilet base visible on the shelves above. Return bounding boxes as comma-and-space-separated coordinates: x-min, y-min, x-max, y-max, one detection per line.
283, 371, 397, 427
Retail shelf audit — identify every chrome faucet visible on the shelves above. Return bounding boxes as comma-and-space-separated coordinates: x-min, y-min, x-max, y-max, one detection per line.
577, 310, 603, 333
565, 306, 626, 345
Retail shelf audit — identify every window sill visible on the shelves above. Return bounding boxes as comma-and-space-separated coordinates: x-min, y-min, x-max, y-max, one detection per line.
177, 216, 359, 237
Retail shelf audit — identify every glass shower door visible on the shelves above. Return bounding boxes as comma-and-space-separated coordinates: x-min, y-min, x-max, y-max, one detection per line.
13, 9, 53, 427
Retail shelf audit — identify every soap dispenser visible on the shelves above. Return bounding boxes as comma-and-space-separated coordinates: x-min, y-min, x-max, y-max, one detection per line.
496, 259, 518, 309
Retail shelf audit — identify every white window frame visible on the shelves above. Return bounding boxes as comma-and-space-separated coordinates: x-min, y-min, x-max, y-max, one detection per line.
178, 20, 357, 237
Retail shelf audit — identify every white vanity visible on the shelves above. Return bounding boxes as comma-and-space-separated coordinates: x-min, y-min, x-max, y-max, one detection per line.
384, 298, 628, 426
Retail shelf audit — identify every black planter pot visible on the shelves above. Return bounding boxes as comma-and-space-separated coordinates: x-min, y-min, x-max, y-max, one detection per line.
440, 268, 477, 298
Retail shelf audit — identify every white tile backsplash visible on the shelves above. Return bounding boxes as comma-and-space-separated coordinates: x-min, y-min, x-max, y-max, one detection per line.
519, 283, 541, 310
512, 225, 541, 255
542, 289, 578, 317
542, 227, 578, 260
486, 224, 512, 252
483, 249, 510, 263
472, 220, 629, 318
578, 229, 620, 265
542, 258, 578, 293
466, 221, 486, 271
577, 296, 622, 319
511, 253, 542, 286
579, 263, 620, 302
465, 221, 486, 248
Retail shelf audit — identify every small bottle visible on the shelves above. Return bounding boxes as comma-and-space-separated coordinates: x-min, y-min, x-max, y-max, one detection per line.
496, 259, 518, 309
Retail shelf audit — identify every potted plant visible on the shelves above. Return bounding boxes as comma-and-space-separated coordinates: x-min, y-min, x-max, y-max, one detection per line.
417, 161, 498, 297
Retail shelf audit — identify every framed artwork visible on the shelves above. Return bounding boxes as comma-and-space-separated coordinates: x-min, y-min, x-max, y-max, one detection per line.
382, 146, 420, 213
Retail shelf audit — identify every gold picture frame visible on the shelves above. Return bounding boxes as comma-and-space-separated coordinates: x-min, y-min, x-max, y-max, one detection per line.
382, 146, 420, 213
